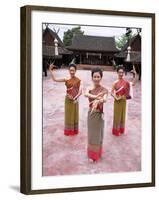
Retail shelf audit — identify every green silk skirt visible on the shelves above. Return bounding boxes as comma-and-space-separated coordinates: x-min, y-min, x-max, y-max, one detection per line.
112, 98, 126, 136
64, 96, 79, 136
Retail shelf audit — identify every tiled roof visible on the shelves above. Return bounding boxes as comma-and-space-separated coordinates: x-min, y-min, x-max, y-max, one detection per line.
67, 34, 119, 52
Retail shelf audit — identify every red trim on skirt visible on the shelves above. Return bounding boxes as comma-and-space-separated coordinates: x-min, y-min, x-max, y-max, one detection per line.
64, 129, 78, 136
120, 127, 125, 134
112, 128, 120, 136
87, 147, 102, 161
112, 128, 125, 136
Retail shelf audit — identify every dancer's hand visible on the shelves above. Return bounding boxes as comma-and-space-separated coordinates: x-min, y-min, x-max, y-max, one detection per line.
131, 65, 138, 86
132, 65, 137, 74
91, 100, 99, 112
73, 96, 77, 101
67, 94, 74, 100
115, 95, 122, 100
49, 64, 56, 71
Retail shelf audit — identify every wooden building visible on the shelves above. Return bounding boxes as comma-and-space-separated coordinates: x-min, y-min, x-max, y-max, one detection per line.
42, 27, 72, 76
115, 33, 141, 79
67, 34, 119, 66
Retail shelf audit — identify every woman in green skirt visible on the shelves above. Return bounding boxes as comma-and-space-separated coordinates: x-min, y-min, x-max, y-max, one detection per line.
49, 63, 82, 136
111, 66, 137, 136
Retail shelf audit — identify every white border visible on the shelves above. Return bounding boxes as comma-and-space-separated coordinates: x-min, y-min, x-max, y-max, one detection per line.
31, 10, 152, 190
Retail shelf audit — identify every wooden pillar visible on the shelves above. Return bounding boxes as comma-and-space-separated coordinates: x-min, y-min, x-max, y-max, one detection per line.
80, 54, 82, 64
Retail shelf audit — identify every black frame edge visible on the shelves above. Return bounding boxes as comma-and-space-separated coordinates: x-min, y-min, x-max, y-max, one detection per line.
20, 6, 32, 194
151, 13, 155, 187
24, 5, 155, 17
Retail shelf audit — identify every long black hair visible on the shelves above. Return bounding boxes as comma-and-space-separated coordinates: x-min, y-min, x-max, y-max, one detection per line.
116, 66, 125, 72
69, 63, 77, 70
91, 67, 103, 78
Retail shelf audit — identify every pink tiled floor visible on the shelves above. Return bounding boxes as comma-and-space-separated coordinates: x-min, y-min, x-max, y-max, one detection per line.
42, 69, 141, 176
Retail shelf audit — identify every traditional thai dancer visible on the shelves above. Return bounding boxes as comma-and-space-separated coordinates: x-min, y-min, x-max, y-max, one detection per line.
49, 63, 82, 136
111, 65, 137, 136
85, 68, 108, 162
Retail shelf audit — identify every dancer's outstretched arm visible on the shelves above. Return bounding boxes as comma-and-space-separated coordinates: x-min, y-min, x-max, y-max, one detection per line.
131, 65, 138, 86
100, 93, 108, 103
49, 64, 66, 82
85, 87, 99, 99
